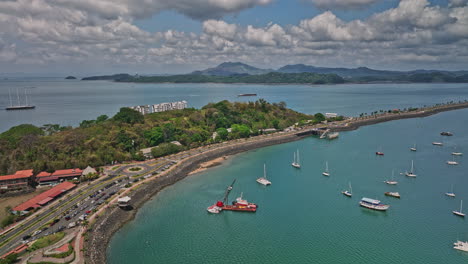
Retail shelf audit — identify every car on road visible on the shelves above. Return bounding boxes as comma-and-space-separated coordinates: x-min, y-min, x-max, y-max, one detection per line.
85, 210, 91, 214
22, 235, 31, 240
32, 230, 42, 236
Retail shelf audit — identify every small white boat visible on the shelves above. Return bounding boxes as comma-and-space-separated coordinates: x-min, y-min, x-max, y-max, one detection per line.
341, 182, 352, 197
385, 192, 401, 198
446, 184, 456, 197
447, 160, 459, 165
452, 152, 463, 156
322, 161, 330, 176
453, 200, 465, 217
359, 197, 389, 211
410, 144, 417, 152
405, 160, 417, 177
432, 142, 443, 146
454, 241, 468, 252
384, 170, 398, 185
207, 203, 222, 214
291, 150, 301, 168
256, 164, 271, 186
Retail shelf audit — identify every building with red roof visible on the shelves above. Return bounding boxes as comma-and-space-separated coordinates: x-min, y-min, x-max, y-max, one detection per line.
12, 181, 76, 213
36, 168, 83, 185
0, 170, 34, 194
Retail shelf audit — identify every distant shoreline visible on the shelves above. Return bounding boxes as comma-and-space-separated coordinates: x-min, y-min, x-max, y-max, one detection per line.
84, 101, 468, 264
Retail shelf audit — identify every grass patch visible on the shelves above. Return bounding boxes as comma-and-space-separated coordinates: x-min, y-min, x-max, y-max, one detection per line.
128, 167, 142, 172
28, 232, 65, 252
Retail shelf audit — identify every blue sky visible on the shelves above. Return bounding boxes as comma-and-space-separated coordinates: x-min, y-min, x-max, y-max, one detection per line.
0, 0, 466, 75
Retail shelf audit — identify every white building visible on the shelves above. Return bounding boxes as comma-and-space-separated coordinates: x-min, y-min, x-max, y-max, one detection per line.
130, 101, 187, 115
325, 113, 338, 118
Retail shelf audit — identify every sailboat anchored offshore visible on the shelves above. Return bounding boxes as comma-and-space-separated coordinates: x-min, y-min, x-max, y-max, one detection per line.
6, 88, 35, 110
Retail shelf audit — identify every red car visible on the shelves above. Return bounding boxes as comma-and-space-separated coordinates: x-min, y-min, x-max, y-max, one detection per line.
85, 210, 91, 214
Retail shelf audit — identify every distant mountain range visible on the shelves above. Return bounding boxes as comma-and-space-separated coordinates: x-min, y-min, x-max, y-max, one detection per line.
82, 62, 468, 84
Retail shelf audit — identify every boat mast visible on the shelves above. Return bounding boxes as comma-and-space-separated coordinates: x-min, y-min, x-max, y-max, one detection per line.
297, 150, 300, 165
16, 88, 20, 106
223, 179, 236, 205
8, 88, 12, 107
293, 152, 296, 164
326, 161, 328, 172
349, 182, 352, 194
461, 200, 463, 213
411, 160, 414, 173
264, 163, 266, 179
25, 89, 28, 106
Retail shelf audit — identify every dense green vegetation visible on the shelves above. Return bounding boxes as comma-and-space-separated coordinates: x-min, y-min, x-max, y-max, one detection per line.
351, 73, 468, 83
84, 72, 346, 84
0, 100, 316, 174
0, 253, 17, 264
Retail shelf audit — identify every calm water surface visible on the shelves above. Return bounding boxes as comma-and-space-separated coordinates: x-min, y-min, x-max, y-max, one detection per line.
108, 108, 468, 264
1, 78, 468, 132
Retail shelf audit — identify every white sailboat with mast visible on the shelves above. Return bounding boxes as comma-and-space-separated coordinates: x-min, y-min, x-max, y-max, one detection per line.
384, 169, 398, 185
322, 161, 330, 176
446, 184, 455, 197
341, 182, 352, 197
405, 160, 417, 177
453, 200, 465, 217
256, 163, 271, 186
6, 88, 35, 110
292, 149, 301, 168
410, 144, 417, 151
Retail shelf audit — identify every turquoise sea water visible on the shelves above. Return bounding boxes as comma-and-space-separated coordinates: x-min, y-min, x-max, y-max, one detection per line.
108, 108, 468, 264
1, 78, 468, 132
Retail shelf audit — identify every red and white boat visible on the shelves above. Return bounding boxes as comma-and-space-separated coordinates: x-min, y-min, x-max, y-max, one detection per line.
207, 201, 223, 214
375, 152, 384, 156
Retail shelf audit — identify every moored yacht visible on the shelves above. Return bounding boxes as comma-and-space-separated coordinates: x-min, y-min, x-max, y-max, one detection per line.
410, 144, 417, 151
452, 152, 463, 156
384, 170, 398, 185
405, 160, 417, 177
446, 184, 455, 197
454, 241, 468, 252
384, 192, 401, 198
322, 161, 330, 176
359, 197, 390, 211
453, 200, 465, 217
447, 160, 459, 165
291, 150, 301, 168
341, 182, 352, 197
432, 142, 443, 146
256, 164, 271, 186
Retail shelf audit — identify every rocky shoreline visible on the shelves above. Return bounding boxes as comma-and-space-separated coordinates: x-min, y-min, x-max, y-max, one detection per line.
332, 102, 468, 132
85, 102, 468, 264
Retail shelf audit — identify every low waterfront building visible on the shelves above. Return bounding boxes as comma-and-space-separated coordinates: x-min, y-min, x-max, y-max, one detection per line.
129, 100, 188, 115
12, 181, 76, 214
0, 170, 34, 194
36, 168, 83, 185
117, 196, 131, 208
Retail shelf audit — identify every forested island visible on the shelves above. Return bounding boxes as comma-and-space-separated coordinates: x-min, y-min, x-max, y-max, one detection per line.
0, 100, 330, 174
83, 72, 346, 84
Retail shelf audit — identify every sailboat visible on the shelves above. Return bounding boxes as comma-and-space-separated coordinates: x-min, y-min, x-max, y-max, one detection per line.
256, 163, 271, 186
384, 170, 398, 185
291, 150, 301, 168
453, 200, 465, 217
446, 184, 455, 197
452, 147, 463, 156
6, 88, 35, 110
322, 161, 330, 176
447, 157, 459, 165
410, 144, 417, 152
405, 160, 417, 177
341, 182, 352, 197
